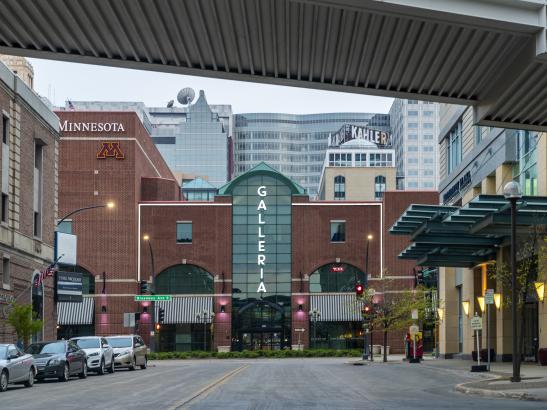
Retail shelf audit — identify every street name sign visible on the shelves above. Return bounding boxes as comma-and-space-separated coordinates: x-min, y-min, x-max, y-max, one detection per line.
471, 316, 483, 330
134, 295, 172, 301
485, 289, 494, 305
294, 328, 306, 332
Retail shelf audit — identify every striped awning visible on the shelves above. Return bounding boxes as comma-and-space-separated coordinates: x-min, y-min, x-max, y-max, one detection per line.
155, 296, 213, 324
57, 296, 94, 325
310, 293, 363, 322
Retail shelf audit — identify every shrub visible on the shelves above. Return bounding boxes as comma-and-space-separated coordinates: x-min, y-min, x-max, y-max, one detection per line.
149, 348, 361, 360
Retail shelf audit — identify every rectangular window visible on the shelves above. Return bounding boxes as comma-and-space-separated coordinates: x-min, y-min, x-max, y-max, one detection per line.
423, 123, 434, 129
330, 221, 346, 242
33, 143, 43, 238
447, 120, 463, 173
423, 146, 434, 152
1, 193, 7, 223
423, 134, 434, 140
474, 126, 482, 145
423, 111, 434, 117
407, 182, 418, 188
408, 146, 419, 152
2, 257, 10, 289
176, 222, 192, 243
408, 111, 418, 116
408, 123, 418, 129
2, 115, 8, 144
407, 100, 418, 104
408, 134, 418, 140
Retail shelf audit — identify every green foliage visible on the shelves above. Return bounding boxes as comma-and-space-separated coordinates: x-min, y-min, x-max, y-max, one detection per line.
7, 303, 43, 348
148, 349, 361, 360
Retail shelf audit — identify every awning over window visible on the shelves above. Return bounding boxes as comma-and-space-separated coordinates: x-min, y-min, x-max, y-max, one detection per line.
155, 296, 213, 324
310, 293, 363, 321
390, 195, 547, 267
57, 296, 94, 325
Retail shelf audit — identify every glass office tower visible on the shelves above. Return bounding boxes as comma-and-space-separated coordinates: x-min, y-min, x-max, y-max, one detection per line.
233, 113, 390, 198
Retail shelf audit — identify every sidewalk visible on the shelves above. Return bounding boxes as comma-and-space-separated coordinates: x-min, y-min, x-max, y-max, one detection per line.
368, 354, 547, 401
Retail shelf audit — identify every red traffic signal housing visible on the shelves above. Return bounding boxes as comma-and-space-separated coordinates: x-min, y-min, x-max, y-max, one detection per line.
355, 283, 364, 296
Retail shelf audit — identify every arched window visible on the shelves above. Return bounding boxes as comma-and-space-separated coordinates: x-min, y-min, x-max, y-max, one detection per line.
334, 175, 345, 200
155, 264, 214, 294
375, 175, 386, 200
309, 263, 365, 293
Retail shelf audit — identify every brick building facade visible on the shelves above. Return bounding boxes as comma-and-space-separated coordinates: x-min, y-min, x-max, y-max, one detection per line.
0, 60, 59, 344
57, 109, 438, 353
56, 111, 180, 340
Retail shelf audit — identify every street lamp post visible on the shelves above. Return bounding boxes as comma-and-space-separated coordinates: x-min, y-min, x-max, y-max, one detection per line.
142, 235, 156, 353
196, 310, 214, 351
309, 309, 321, 349
504, 181, 522, 383
365, 234, 373, 361
55, 202, 115, 263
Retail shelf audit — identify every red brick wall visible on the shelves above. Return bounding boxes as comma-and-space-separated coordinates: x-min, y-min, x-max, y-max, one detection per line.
141, 177, 181, 202
57, 111, 178, 337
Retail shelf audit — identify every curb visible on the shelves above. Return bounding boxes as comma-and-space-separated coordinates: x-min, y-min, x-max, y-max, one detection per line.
454, 379, 545, 402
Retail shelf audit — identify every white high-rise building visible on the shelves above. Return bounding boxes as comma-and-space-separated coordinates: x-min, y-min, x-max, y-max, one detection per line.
389, 99, 440, 190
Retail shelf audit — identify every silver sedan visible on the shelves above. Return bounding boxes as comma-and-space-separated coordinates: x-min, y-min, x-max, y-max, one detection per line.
0, 344, 36, 392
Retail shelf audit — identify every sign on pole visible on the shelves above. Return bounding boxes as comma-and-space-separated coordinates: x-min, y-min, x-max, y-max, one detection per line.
485, 289, 494, 305
134, 295, 172, 302
294, 328, 305, 332
56, 271, 83, 302
411, 309, 419, 320
409, 324, 419, 336
470, 315, 483, 331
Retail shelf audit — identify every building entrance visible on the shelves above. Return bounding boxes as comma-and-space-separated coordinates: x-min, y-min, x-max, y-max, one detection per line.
233, 299, 289, 351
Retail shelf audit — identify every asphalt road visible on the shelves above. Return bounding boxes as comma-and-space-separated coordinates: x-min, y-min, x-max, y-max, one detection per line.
0, 358, 544, 409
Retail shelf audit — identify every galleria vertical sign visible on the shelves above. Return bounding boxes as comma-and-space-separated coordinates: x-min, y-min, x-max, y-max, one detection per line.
256, 186, 267, 293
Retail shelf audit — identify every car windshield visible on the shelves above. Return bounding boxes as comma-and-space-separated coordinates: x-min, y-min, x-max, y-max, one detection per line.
0, 346, 6, 359
106, 337, 132, 348
73, 338, 100, 349
26, 342, 66, 355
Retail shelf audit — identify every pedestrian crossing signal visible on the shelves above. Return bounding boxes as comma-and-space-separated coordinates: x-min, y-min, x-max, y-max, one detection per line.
355, 283, 364, 296
158, 307, 165, 324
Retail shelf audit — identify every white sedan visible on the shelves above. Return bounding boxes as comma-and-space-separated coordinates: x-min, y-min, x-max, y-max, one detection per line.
71, 337, 115, 375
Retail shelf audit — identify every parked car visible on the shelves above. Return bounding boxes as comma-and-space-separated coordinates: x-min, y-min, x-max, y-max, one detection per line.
71, 336, 115, 375
26, 340, 87, 382
0, 344, 36, 392
106, 335, 148, 370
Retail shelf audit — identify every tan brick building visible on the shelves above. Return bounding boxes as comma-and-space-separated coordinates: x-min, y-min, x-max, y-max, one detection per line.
0, 60, 59, 344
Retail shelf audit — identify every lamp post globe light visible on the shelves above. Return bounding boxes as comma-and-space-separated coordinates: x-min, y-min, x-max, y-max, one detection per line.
503, 181, 522, 383
309, 309, 321, 349
196, 310, 214, 351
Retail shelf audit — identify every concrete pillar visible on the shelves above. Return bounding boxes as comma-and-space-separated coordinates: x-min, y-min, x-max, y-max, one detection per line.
461, 268, 476, 358
495, 250, 514, 361
439, 267, 459, 357
495, 164, 514, 195
481, 175, 496, 195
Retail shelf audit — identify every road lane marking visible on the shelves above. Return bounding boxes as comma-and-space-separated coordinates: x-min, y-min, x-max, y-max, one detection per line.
168, 365, 249, 410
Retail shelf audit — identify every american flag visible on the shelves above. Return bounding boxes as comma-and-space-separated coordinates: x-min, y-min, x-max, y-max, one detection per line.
34, 264, 56, 288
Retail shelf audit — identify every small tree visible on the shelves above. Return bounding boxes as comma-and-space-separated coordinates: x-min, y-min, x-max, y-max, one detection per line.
7, 303, 43, 348
357, 278, 428, 362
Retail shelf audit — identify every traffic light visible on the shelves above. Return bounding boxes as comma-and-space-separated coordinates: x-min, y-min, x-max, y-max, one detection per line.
155, 323, 161, 332
139, 280, 148, 294
355, 283, 364, 297
158, 307, 165, 324
415, 270, 424, 287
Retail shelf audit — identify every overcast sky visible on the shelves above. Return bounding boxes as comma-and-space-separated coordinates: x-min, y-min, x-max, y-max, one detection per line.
29, 58, 394, 114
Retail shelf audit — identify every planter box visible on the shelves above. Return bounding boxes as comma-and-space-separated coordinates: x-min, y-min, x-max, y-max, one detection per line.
380, 346, 390, 355
372, 345, 381, 354
217, 346, 231, 353
539, 348, 547, 366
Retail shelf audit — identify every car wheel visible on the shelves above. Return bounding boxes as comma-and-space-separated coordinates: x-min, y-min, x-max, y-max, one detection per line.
108, 358, 115, 374
0, 370, 8, 392
128, 356, 136, 371
59, 364, 69, 382
24, 368, 35, 388
79, 362, 88, 379
98, 359, 105, 375
140, 356, 147, 370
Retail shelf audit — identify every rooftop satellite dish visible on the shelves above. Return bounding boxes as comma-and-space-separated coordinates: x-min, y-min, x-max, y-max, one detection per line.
177, 87, 195, 105
167, 100, 174, 108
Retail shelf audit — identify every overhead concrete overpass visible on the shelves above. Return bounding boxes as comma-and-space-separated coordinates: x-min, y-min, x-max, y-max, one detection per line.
1, 0, 547, 130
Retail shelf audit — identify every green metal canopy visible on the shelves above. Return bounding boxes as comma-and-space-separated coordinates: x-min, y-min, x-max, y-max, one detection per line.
218, 162, 306, 196
390, 195, 547, 268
